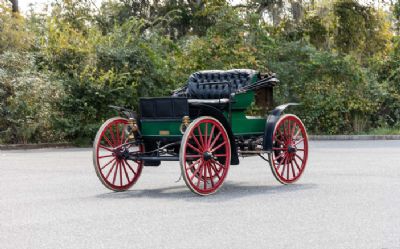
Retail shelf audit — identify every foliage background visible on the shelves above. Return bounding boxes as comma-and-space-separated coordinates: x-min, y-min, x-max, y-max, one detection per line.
1, 0, 400, 144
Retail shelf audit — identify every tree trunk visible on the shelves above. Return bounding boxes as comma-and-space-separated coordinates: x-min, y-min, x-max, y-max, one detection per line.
290, 0, 304, 24
9, 0, 18, 12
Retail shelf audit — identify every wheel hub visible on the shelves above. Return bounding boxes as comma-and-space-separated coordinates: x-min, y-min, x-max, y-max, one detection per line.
203, 151, 213, 161
287, 145, 297, 153
114, 147, 129, 160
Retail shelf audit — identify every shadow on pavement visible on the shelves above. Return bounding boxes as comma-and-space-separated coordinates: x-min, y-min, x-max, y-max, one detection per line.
95, 182, 317, 202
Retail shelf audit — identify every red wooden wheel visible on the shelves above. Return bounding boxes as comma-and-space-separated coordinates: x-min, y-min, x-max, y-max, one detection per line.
93, 117, 143, 191
180, 117, 231, 196
269, 114, 309, 184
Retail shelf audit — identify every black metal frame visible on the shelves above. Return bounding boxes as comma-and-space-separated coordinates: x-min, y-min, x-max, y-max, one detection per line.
109, 102, 300, 166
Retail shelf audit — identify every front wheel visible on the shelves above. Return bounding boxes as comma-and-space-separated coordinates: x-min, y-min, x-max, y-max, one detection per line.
180, 116, 231, 196
268, 114, 309, 184
93, 117, 144, 191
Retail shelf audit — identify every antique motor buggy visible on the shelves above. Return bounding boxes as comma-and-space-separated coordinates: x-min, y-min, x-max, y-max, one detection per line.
93, 69, 309, 195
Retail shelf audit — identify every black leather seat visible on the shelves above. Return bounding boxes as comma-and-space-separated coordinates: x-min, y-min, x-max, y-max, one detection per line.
174, 69, 260, 99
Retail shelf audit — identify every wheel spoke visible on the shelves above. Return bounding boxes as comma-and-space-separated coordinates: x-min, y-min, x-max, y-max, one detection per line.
286, 157, 290, 179
185, 154, 202, 160
186, 159, 201, 171
119, 160, 123, 186
212, 159, 226, 169
204, 122, 208, 150
203, 162, 207, 190
280, 156, 287, 176
108, 127, 117, 147
102, 134, 114, 148
99, 145, 114, 152
105, 161, 117, 179
112, 162, 119, 184
209, 162, 221, 179
125, 160, 137, 175
195, 164, 204, 187
191, 132, 203, 150
98, 154, 114, 159
278, 128, 286, 143
121, 124, 126, 146
295, 154, 304, 162
207, 124, 216, 148
285, 120, 291, 142
210, 141, 226, 153
293, 157, 301, 171
187, 143, 202, 154
213, 154, 227, 157
100, 157, 116, 170
294, 138, 304, 146
275, 152, 287, 170
206, 163, 215, 186
291, 122, 297, 138
190, 161, 204, 181
276, 138, 285, 145
115, 124, 121, 145
121, 160, 130, 183
196, 125, 205, 148
274, 152, 286, 162
209, 132, 222, 150
293, 129, 301, 140
290, 161, 296, 178
272, 147, 287, 151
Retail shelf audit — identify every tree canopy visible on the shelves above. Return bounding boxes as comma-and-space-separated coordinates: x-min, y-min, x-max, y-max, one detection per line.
1, 0, 400, 144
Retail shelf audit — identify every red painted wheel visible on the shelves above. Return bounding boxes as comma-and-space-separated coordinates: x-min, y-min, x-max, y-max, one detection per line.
269, 114, 309, 184
180, 117, 231, 196
93, 117, 143, 191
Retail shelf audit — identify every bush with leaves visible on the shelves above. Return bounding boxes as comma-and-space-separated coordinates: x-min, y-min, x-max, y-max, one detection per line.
39, 16, 180, 144
0, 52, 64, 144
373, 39, 400, 128
262, 41, 382, 134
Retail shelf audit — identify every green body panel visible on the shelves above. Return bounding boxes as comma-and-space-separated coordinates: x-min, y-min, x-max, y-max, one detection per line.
232, 91, 254, 110
140, 112, 266, 138
227, 111, 266, 135
140, 120, 182, 137
231, 73, 258, 110
140, 74, 265, 138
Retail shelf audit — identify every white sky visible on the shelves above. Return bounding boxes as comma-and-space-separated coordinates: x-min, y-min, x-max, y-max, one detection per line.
19, 0, 103, 13
18, 0, 390, 14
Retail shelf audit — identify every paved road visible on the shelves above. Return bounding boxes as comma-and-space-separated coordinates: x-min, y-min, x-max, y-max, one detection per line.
1, 141, 399, 249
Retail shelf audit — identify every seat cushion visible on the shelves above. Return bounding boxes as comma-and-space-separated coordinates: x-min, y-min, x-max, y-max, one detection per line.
186, 69, 260, 99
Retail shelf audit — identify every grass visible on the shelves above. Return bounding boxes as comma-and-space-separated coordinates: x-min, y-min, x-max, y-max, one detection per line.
358, 127, 400, 135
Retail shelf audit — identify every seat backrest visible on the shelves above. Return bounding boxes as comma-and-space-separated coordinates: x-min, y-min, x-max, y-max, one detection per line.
186, 69, 260, 99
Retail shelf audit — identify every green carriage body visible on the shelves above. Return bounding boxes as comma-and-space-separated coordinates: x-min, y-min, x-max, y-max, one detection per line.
139, 91, 266, 139
92, 69, 309, 196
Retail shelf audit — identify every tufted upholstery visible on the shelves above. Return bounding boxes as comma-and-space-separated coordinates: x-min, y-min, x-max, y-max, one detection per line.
181, 69, 260, 99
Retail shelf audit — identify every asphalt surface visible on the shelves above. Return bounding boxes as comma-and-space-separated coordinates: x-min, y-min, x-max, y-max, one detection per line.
1, 141, 399, 249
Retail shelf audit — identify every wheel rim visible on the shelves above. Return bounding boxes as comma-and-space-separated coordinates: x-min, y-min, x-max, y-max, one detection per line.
271, 115, 308, 184
94, 118, 143, 191
182, 117, 231, 195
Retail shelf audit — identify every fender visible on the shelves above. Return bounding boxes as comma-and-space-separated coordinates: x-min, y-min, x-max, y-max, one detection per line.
263, 103, 300, 152
190, 103, 239, 165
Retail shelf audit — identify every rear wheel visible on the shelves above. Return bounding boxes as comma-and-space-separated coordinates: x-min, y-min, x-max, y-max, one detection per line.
180, 117, 231, 196
93, 117, 143, 191
268, 114, 308, 184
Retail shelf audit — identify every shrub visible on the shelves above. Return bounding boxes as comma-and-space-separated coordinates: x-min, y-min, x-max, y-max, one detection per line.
0, 52, 63, 144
